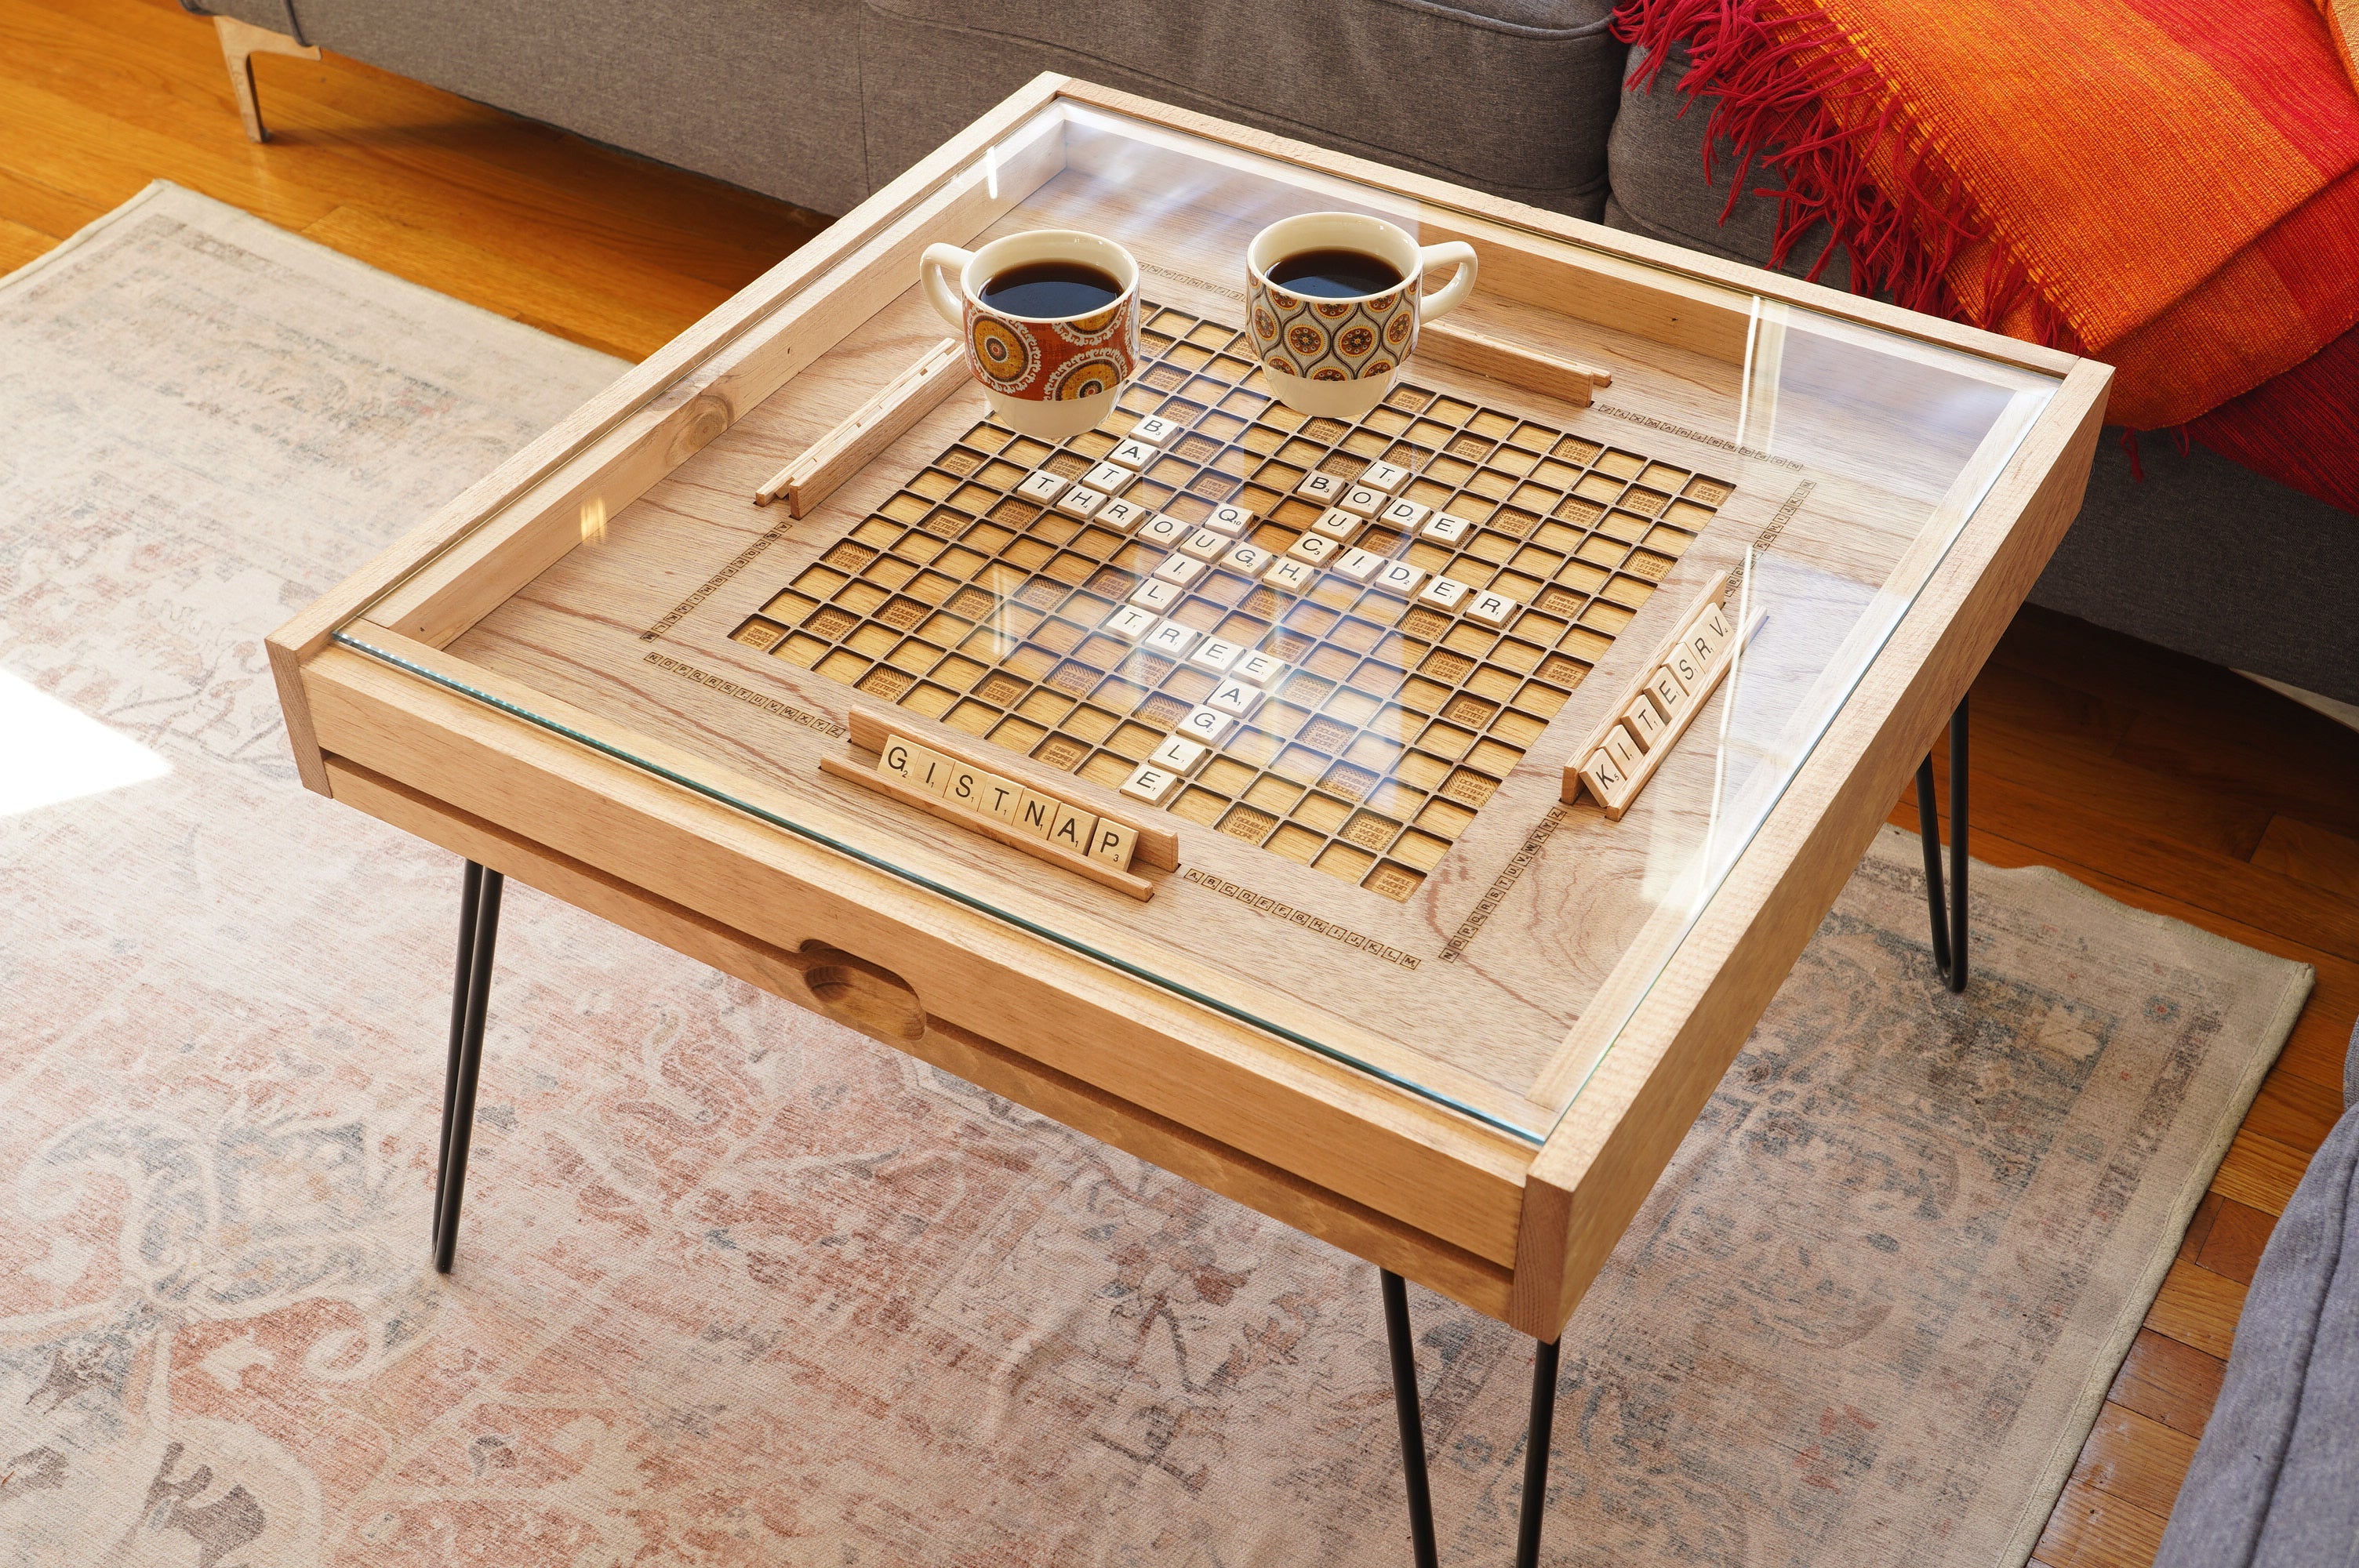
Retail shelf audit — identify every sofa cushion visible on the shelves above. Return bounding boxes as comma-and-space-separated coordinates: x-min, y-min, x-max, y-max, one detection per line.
860, 0, 1624, 218
2156, 1017, 2359, 1568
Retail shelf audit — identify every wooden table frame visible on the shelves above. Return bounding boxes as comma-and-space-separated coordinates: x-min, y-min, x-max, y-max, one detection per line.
269, 77, 2109, 1359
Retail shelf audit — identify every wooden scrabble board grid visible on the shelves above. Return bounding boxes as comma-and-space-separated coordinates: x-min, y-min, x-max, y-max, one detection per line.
723, 302, 1735, 902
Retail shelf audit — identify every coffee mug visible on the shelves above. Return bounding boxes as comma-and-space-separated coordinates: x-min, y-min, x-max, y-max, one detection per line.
1245, 212, 1478, 419
921, 229, 1140, 442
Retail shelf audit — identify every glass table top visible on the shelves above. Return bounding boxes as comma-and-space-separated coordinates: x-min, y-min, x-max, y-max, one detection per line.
336, 97, 2060, 1144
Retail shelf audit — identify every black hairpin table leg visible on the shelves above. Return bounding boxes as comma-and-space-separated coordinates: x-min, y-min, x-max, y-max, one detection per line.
1382, 1269, 1562, 1567
1914, 695, 1969, 993
433, 862, 503, 1272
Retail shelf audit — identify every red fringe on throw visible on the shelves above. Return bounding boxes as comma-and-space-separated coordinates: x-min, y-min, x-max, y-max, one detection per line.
1612, 0, 2074, 351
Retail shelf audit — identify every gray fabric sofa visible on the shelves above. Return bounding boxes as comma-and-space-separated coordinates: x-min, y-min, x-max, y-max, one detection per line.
188, 0, 1628, 221
185, 3, 2359, 705
2156, 1015, 2359, 1568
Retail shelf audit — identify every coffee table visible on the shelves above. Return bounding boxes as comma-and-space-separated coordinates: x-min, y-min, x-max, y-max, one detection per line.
268, 76, 2107, 1564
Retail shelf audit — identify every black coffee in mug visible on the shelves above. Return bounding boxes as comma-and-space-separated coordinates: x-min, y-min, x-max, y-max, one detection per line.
1267, 247, 1405, 299
978, 260, 1123, 318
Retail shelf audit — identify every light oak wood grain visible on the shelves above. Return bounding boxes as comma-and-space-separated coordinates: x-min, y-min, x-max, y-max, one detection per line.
845, 709, 1177, 869
322, 755, 1514, 1315
1420, 318, 1610, 405
271, 78, 2109, 1345
817, 755, 1156, 900
1510, 358, 2109, 1335
209, 14, 317, 143
758, 336, 966, 511
299, 633, 1535, 1271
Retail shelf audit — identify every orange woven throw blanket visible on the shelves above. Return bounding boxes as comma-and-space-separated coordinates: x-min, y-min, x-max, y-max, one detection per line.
1616, 0, 2359, 487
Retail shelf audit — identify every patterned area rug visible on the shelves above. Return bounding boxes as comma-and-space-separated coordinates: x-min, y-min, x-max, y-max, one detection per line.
0, 185, 2314, 1567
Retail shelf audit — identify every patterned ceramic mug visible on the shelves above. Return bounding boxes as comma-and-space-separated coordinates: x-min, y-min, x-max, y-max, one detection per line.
921, 229, 1140, 442
1245, 212, 1478, 419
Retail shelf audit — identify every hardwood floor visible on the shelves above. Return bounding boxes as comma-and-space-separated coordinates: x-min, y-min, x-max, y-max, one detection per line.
6, 3, 2352, 1559
0, 0, 826, 358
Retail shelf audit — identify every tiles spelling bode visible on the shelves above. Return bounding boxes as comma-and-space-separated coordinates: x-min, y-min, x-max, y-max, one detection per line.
732, 302, 1736, 902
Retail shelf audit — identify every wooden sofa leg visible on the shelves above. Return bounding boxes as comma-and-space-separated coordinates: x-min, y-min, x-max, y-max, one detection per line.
213, 15, 320, 143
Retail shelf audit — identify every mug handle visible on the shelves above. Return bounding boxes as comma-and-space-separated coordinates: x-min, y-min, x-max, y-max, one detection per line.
1417, 241, 1479, 321
921, 243, 976, 331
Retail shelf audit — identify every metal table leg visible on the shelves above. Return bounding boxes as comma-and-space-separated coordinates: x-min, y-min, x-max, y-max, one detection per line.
1914, 695, 1969, 993
1382, 1269, 1562, 1567
433, 862, 503, 1272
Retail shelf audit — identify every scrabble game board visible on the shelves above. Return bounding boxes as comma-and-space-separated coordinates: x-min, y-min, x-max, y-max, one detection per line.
725, 303, 1735, 902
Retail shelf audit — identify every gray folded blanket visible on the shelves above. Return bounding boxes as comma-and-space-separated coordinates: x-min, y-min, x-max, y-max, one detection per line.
2156, 1016, 2359, 1568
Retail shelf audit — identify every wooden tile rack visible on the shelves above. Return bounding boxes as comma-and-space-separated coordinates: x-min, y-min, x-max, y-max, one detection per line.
1560, 570, 1761, 818
1421, 321, 1612, 408
755, 338, 968, 514
820, 709, 1177, 900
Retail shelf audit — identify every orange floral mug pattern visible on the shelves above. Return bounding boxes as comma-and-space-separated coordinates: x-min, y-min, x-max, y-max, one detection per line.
922, 230, 1140, 442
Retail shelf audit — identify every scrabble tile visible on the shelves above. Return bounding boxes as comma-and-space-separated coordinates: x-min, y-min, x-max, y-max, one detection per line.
1334, 547, 1384, 583
1600, 723, 1644, 775
1358, 459, 1412, 494
1379, 497, 1430, 531
1685, 601, 1734, 666
1014, 787, 1061, 838
1295, 470, 1347, 505
1208, 677, 1263, 717
1177, 705, 1234, 744
1578, 744, 1635, 812
1667, 644, 1707, 690
878, 735, 917, 784
1120, 761, 1182, 804
907, 744, 959, 797
1465, 590, 1520, 627
1645, 664, 1690, 720
1096, 496, 1149, 532
1130, 413, 1183, 447
1138, 513, 1190, 547
1285, 532, 1339, 565
1205, 503, 1255, 535
1130, 578, 1183, 612
1416, 575, 1473, 612
1188, 638, 1244, 673
1370, 560, 1427, 597
1107, 438, 1158, 470
1153, 553, 1207, 585
976, 772, 1025, 825
1083, 462, 1132, 495
1087, 816, 1138, 871
1054, 485, 1107, 519
1421, 512, 1473, 545
1220, 541, 1272, 575
1180, 528, 1230, 561
1145, 619, 1202, 657
1150, 734, 1209, 773
1340, 485, 1387, 517
1103, 603, 1160, 641
1016, 470, 1070, 503
943, 758, 988, 810
1622, 692, 1670, 750
1262, 557, 1318, 593
1310, 507, 1363, 542
1233, 651, 1286, 688
1046, 800, 1099, 855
